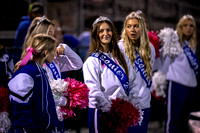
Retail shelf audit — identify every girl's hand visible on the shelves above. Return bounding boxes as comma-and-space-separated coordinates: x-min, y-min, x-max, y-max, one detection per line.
56, 45, 65, 56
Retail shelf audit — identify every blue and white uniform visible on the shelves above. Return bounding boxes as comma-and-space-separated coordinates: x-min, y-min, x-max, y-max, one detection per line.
118, 39, 156, 133
118, 39, 155, 109
83, 51, 140, 133
159, 40, 197, 133
165, 44, 197, 87
8, 61, 65, 132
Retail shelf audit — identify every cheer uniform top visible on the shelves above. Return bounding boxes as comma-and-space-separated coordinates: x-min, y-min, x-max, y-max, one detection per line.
162, 41, 197, 87
83, 51, 140, 112
118, 39, 156, 109
8, 61, 65, 132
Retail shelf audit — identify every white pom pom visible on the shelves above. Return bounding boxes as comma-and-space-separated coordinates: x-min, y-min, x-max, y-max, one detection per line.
152, 71, 167, 98
158, 27, 183, 58
50, 79, 69, 96
0, 112, 11, 133
56, 106, 64, 121
138, 109, 144, 125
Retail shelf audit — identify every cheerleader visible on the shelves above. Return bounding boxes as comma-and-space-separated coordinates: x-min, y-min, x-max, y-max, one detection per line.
83, 16, 140, 133
8, 34, 65, 132
163, 14, 198, 133
18, 16, 83, 81
118, 11, 156, 133
15, 16, 83, 110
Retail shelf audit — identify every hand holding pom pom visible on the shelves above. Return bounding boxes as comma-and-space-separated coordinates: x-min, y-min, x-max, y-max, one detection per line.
50, 78, 89, 120
158, 27, 183, 58
100, 98, 141, 133
54, 96, 67, 106
64, 78, 89, 110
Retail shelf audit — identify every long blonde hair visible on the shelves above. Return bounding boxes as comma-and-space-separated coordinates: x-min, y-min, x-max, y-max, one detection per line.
21, 16, 54, 60
176, 14, 197, 50
15, 17, 54, 70
15, 34, 56, 71
121, 11, 152, 77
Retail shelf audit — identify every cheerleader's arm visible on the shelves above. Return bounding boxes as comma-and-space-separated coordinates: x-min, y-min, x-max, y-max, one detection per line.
83, 58, 111, 112
8, 73, 37, 129
56, 43, 83, 72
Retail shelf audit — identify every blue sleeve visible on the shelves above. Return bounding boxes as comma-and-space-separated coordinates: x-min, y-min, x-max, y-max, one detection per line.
8, 71, 37, 129
14, 20, 31, 48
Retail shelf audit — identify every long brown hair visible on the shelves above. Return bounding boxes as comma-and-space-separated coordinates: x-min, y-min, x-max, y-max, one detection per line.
86, 17, 129, 77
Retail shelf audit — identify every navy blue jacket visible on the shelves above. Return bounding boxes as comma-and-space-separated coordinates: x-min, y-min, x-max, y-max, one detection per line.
8, 61, 65, 132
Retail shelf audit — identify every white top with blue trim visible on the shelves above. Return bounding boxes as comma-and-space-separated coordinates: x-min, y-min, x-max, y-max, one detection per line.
161, 42, 197, 87
83, 52, 140, 112
118, 39, 156, 109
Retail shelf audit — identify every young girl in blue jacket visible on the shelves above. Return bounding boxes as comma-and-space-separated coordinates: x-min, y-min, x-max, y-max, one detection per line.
8, 34, 65, 133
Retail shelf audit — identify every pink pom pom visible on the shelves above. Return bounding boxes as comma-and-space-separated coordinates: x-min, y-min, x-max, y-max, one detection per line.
60, 78, 89, 119
60, 107, 76, 118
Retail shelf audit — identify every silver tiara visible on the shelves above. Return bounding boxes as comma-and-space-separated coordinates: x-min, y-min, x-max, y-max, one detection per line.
126, 12, 142, 20
182, 14, 194, 20
37, 15, 47, 25
92, 16, 111, 27
136, 10, 143, 15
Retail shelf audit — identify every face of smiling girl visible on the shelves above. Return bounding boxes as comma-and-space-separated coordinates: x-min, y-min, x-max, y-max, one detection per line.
125, 18, 141, 43
99, 22, 113, 46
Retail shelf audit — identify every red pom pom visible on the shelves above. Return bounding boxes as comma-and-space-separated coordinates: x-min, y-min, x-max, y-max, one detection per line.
100, 98, 140, 133
0, 86, 10, 113
151, 90, 165, 102
148, 31, 160, 58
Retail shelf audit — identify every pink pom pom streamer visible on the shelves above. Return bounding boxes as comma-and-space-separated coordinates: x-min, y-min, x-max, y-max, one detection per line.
60, 107, 76, 118
60, 78, 89, 119
65, 78, 89, 109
